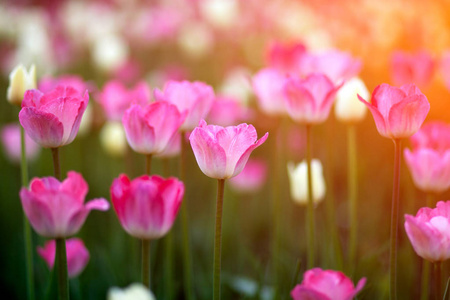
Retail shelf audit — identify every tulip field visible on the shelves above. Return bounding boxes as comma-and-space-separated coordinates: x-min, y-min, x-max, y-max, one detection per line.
3, 1, 450, 300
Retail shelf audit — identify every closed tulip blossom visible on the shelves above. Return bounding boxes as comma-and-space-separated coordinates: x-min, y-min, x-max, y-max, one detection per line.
108, 283, 155, 300
287, 160, 326, 205
405, 201, 450, 262
291, 268, 366, 300
7, 64, 36, 106
20, 171, 110, 238
283, 73, 341, 124
1, 124, 40, 163
189, 120, 268, 180
122, 102, 186, 155
110, 174, 184, 239
410, 121, 450, 151
18, 86, 89, 148
358, 83, 430, 139
265, 41, 306, 74
229, 159, 268, 193
390, 51, 435, 88
154, 80, 215, 131
252, 68, 287, 116
37, 238, 90, 278
334, 77, 369, 123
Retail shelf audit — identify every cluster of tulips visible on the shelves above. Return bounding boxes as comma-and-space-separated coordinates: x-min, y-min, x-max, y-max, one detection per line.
4, 39, 450, 300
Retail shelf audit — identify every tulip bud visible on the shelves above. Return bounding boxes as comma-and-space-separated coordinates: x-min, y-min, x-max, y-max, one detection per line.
108, 283, 155, 300
334, 77, 368, 123
100, 122, 127, 157
287, 160, 326, 205
7, 64, 36, 106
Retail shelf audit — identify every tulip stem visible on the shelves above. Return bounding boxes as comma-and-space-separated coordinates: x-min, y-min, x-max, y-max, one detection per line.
146, 154, 152, 175
213, 179, 225, 300
389, 139, 402, 300
55, 238, 69, 300
348, 125, 358, 270
271, 122, 281, 295
51, 148, 61, 180
142, 239, 151, 289
162, 158, 174, 300
305, 125, 315, 269
21, 126, 35, 300
435, 262, 442, 300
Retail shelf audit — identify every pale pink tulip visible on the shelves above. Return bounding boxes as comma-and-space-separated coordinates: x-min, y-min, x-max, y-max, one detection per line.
1, 124, 40, 163
252, 68, 287, 116
291, 268, 366, 300
154, 80, 215, 131
189, 120, 268, 179
19, 86, 89, 148
110, 174, 184, 239
358, 83, 430, 139
98, 80, 151, 121
156, 133, 181, 159
122, 102, 186, 155
390, 51, 435, 88
229, 159, 267, 193
207, 96, 249, 126
20, 171, 110, 238
37, 238, 90, 278
283, 73, 341, 124
410, 121, 450, 151
405, 201, 450, 262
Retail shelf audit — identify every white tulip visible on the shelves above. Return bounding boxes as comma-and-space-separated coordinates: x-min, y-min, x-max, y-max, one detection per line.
92, 34, 128, 72
100, 122, 127, 157
108, 283, 155, 300
200, 0, 239, 29
287, 160, 326, 205
334, 77, 369, 123
7, 64, 36, 106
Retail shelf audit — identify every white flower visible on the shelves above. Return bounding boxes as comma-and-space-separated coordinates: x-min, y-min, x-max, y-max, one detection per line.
7, 64, 36, 106
287, 160, 326, 205
334, 77, 369, 123
92, 34, 128, 72
100, 122, 127, 157
200, 0, 239, 29
107, 283, 155, 300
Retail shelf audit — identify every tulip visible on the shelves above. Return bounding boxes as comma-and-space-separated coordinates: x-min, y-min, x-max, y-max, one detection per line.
38, 75, 91, 94
154, 80, 215, 131
1, 124, 40, 163
287, 160, 326, 205
334, 77, 369, 123
7, 64, 36, 106
122, 102, 186, 155
37, 238, 89, 278
252, 68, 287, 116
189, 120, 268, 180
357, 83, 430, 139
20, 171, 110, 238
390, 50, 435, 88
100, 122, 128, 157
92, 34, 129, 73
207, 96, 249, 126
291, 268, 366, 300
410, 121, 450, 151
18, 86, 89, 149
265, 41, 306, 75
229, 159, 267, 193
283, 73, 341, 124
156, 132, 181, 159
108, 283, 155, 300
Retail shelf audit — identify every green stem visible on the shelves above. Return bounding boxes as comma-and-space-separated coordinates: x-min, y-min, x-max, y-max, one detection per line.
213, 179, 225, 300
435, 262, 442, 300
146, 154, 152, 175
348, 125, 358, 270
305, 125, 315, 269
389, 139, 402, 300
51, 148, 61, 180
56, 238, 69, 300
142, 239, 151, 289
421, 260, 430, 300
21, 126, 35, 300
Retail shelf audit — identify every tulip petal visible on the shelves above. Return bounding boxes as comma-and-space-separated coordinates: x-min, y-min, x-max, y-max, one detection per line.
284, 79, 316, 123
291, 285, 329, 300
371, 84, 406, 119
123, 104, 156, 154
20, 188, 55, 237
85, 198, 110, 211
232, 132, 268, 178
405, 214, 442, 262
60, 171, 88, 203
358, 94, 388, 137
19, 107, 64, 148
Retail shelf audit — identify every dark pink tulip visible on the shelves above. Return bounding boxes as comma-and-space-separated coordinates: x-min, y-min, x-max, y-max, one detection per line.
20, 171, 109, 238
37, 238, 90, 278
358, 83, 430, 139
1, 124, 40, 163
207, 96, 249, 126
229, 159, 267, 193
110, 174, 184, 239
154, 80, 215, 131
390, 50, 435, 88
410, 121, 450, 152
19, 86, 89, 148
291, 268, 366, 300
252, 68, 287, 116
98, 80, 151, 121
189, 120, 268, 179
405, 201, 450, 262
122, 102, 186, 155
265, 41, 306, 74
283, 73, 341, 124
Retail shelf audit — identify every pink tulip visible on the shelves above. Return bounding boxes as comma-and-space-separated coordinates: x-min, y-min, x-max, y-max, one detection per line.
358, 83, 430, 139
283, 73, 341, 124
19, 86, 89, 148
410, 121, 450, 152
38, 75, 92, 95
404, 201, 450, 262
207, 96, 249, 126
291, 268, 366, 300
189, 120, 268, 179
156, 132, 181, 159
229, 159, 267, 193
440, 51, 450, 91
20, 171, 110, 238
252, 68, 287, 116
122, 102, 186, 155
390, 51, 435, 88
110, 174, 184, 239
37, 238, 90, 278
265, 41, 306, 74
98, 80, 151, 122
1, 124, 40, 163
154, 80, 215, 131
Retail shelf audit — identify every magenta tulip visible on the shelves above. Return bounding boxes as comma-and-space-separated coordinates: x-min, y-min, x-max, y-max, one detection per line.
283, 73, 341, 124
20, 171, 110, 238
291, 268, 366, 300
252, 68, 287, 116
405, 201, 450, 262
110, 174, 184, 239
390, 50, 435, 88
265, 41, 306, 74
1, 124, 40, 163
229, 159, 268, 193
358, 83, 430, 139
122, 101, 186, 155
189, 120, 268, 179
18, 86, 89, 148
154, 80, 215, 131
37, 238, 90, 278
